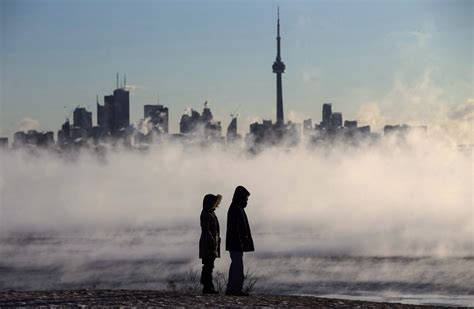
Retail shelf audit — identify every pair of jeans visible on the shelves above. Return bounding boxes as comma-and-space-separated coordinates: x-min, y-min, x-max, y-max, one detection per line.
200, 257, 216, 291
227, 251, 244, 292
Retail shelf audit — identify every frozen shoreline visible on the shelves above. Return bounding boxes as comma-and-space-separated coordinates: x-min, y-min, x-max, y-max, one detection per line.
0, 289, 460, 308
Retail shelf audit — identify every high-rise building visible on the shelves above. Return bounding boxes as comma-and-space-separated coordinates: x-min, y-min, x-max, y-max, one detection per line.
226, 116, 240, 143
322, 103, 332, 128
97, 93, 105, 128
201, 101, 213, 123
330, 112, 343, 128
97, 75, 130, 134
180, 109, 201, 134
112, 88, 130, 132
144, 104, 169, 133
73, 107, 92, 130
57, 119, 71, 146
272, 7, 286, 126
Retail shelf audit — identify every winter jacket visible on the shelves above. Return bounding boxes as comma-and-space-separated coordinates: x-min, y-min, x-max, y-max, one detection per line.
225, 186, 254, 252
199, 194, 221, 259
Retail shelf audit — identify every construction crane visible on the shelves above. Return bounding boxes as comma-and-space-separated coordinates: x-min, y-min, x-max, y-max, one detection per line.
230, 104, 241, 119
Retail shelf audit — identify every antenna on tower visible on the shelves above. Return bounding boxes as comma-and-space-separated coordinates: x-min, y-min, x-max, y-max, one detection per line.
124, 74, 127, 86
116, 73, 119, 89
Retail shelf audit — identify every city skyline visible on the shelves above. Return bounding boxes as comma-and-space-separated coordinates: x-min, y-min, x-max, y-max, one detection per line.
1, 0, 472, 140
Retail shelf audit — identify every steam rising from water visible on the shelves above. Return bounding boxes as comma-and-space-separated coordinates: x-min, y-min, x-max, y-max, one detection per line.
0, 135, 472, 300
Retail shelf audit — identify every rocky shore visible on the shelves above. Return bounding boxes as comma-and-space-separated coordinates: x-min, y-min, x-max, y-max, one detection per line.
0, 290, 460, 308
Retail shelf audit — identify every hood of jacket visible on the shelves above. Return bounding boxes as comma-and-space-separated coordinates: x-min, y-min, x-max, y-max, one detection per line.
203, 194, 222, 212
231, 185, 250, 208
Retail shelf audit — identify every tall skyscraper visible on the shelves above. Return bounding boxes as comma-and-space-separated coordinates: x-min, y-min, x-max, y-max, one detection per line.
322, 103, 332, 128
226, 116, 238, 143
112, 87, 130, 132
73, 107, 92, 130
97, 75, 130, 134
272, 7, 286, 126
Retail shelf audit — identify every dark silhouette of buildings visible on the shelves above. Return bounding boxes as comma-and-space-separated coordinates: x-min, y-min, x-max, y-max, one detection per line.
179, 102, 222, 143
3, 11, 432, 152
273, 7, 286, 126
344, 120, 358, 129
302, 104, 376, 145
201, 102, 213, 124
226, 116, 241, 144
331, 112, 343, 128
73, 107, 92, 130
144, 104, 169, 133
180, 108, 202, 134
97, 74, 130, 135
13, 130, 54, 148
322, 103, 332, 128
56, 106, 93, 147
319, 103, 343, 130
57, 119, 71, 146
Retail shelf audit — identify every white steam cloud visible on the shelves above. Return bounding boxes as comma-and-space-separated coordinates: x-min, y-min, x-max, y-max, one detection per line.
0, 133, 472, 296
16, 117, 41, 132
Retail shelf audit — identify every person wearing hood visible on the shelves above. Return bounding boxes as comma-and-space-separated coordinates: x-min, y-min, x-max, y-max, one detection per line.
225, 185, 254, 296
199, 193, 222, 294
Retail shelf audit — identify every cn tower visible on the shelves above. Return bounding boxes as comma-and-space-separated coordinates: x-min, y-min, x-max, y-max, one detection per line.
272, 7, 286, 126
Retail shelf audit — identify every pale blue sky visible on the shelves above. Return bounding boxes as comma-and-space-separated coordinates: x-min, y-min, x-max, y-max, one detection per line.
1, 0, 472, 136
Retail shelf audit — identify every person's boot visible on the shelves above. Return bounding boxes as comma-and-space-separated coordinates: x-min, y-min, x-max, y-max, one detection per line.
225, 290, 249, 296
202, 280, 218, 294
202, 286, 219, 294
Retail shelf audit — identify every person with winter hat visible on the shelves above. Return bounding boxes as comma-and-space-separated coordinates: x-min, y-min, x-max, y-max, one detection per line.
199, 193, 222, 294
225, 186, 254, 296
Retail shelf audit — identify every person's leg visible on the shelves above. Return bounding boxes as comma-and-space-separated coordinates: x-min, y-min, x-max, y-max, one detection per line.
207, 257, 216, 291
227, 251, 243, 293
235, 251, 244, 292
201, 257, 216, 292
227, 252, 235, 292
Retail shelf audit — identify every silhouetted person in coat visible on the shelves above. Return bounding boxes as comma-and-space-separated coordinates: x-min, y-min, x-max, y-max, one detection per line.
199, 193, 222, 294
225, 186, 254, 296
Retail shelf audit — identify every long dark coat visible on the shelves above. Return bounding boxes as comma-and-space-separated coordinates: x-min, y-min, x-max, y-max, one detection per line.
199, 194, 221, 259
225, 186, 254, 252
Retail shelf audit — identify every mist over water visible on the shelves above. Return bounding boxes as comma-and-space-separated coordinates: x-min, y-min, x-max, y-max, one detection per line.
0, 135, 472, 305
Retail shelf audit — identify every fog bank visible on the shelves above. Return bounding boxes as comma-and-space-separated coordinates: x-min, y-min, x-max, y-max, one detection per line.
1, 135, 471, 258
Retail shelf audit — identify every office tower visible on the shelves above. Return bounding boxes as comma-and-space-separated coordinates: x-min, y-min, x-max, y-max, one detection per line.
73, 107, 92, 130
330, 112, 343, 128
322, 103, 332, 128
112, 87, 130, 132
201, 101, 213, 123
97, 75, 130, 134
226, 116, 238, 143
